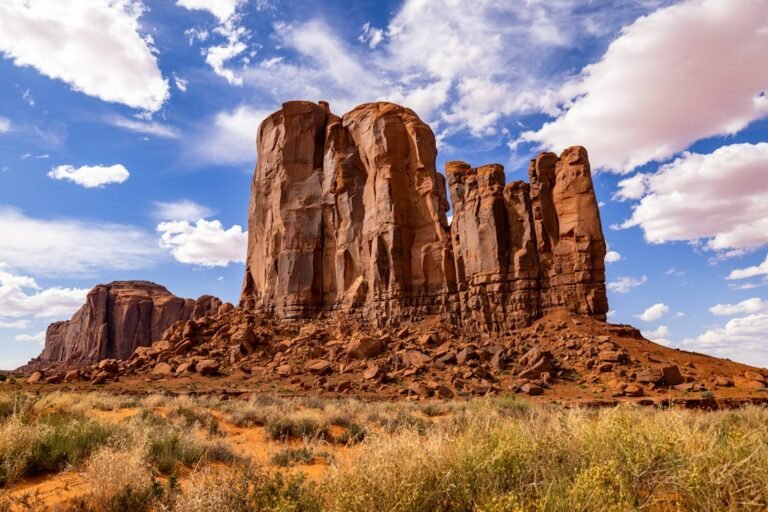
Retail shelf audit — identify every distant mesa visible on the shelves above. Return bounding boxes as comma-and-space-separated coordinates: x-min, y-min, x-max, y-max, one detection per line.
240, 100, 607, 332
32, 281, 226, 364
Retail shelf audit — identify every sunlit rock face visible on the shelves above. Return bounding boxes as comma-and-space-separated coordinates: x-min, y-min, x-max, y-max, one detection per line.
40, 281, 221, 362
241, 101, 607, 332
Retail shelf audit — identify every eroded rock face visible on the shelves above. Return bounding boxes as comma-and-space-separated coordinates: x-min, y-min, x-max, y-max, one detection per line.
242, 101, 457, 323
39, 281, 220, 362
241, 100, 608, 332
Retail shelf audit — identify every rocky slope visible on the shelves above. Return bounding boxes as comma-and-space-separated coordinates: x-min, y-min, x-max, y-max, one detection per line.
241, 101, 606, 333
31, 281, 226, 363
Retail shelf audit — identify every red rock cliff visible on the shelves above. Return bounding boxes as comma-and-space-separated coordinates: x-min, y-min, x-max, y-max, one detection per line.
241, 101, 608, 332
39, 281, 222, 362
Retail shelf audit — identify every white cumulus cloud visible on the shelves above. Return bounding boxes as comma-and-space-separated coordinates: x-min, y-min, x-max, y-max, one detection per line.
152, 200, 214, 222
0, 0, 169, 112
0, 208, 162, 276
522, 0, 768, 173
682, 311, 768, 367
619, 143, 768, 252
0, 117, 10, 133
195, 105, 270, 165
0, 266, 87, 319
641, 325, 671, 346
728, 254, 768, 280
48, 164, 129, 188
605, 250, 622, 264
108, 116, 180, 139
15, 331, 46, 345
607, 275, 647, 294
710, 298, 768, 316
157, 219, 246, 267
0, 319, 30, 329
637, 303, 669, 322
176, 0, 244, 23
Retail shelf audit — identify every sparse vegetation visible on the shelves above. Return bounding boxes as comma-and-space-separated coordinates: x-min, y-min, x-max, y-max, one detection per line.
271, 447, 313, 467
0, 391, 767, 510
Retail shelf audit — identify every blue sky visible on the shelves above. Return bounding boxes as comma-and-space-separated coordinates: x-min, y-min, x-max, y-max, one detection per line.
1, 0, 767, 369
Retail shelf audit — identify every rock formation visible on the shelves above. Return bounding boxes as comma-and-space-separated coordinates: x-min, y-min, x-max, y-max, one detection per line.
38, 281, 223, 362
242, 101, 457, 323
241, 101, 607, 332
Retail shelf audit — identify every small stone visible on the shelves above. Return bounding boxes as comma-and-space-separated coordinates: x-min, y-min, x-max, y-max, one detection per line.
362, 364, 382, 380
623, 384, 644, 397
714, 375, 733, 387
306, 359, 332, 375
520, 383, 543, 396
598, 350, 624, 363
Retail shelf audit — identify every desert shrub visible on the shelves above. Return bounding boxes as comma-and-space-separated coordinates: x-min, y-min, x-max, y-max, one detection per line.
0, 412, 113, 487
26, 413, 113, 476
336, 423, 367, 445
271, 447, 313, 467
266, 416, 328, 441
173, 463, 321, 512
147, 429, 204, 473
78, 447, 159, 512
229, 407, 268, 428
171, 406, 211, 427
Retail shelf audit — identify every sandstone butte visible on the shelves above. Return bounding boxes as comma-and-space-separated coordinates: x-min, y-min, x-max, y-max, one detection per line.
31, 101, 606, 365
26, 101, 768, 403
241, 100, 607, 331
32, 281, 226, 363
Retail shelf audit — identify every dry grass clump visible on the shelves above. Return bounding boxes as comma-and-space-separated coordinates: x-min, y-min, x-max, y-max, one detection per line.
322, 403, 768, 511
173, 463, 321, 512
0, 412, 113, 487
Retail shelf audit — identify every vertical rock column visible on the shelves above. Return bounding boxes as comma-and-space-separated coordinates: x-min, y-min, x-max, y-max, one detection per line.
447, 162, 540, 332
530, 146, 608, 319
328, 102, 457, 323
241, 101, 328, 318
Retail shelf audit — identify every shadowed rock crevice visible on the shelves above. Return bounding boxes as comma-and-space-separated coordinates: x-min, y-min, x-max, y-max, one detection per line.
241, 101, 607, 332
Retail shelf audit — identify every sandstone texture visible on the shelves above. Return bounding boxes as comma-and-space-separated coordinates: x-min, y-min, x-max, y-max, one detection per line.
241, 101, 607, 332
35, 281, 224, 363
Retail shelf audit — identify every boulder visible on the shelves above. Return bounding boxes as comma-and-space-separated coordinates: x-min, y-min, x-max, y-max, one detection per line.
362, 363, 382, 380
175, 362, 195, 376
305, 359, 332, 375
623, 384, 644, 397
661, 365, 684, 386
27, 371, 43, 384
345, 335, 384, 359
197, 359, 220, 376
151, 362, 172, 377
635, 368, 664, 384
63, 369, 80, 383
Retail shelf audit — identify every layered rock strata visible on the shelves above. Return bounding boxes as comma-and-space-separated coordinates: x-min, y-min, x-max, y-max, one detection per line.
39, 281, 223, 362
241, 100, 607, 332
